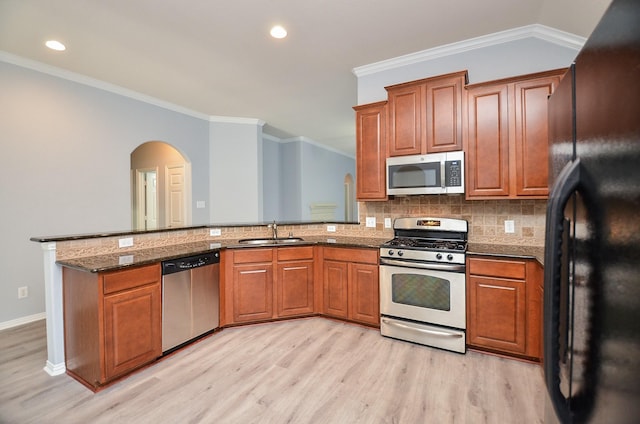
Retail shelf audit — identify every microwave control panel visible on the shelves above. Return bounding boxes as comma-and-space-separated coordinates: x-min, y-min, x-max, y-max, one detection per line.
445, 160, 462, 187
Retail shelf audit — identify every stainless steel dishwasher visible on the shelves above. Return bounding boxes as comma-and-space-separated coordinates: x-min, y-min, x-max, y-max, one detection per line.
161, 251, 220, 353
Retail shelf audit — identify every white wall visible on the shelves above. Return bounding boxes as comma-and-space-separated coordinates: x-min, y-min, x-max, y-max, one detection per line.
209, 120, 263, 224
265, 138, 356, 223
262, 137, 281, 221
279, 141, 303, 221
300, 142, 356, 221
0, 59, 210, 325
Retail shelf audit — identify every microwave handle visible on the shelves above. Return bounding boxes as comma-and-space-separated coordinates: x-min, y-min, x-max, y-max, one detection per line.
440, 162, 446, 188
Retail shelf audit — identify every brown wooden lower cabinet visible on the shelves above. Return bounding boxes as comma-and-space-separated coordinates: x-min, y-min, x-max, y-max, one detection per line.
63, 264, 162, 390
323, 259, 349, 319
276, 247, 315, 317
222, 246, 380, 327
224, 246, 317, 325
466, 255, 543, 360
322, 247, 380, 326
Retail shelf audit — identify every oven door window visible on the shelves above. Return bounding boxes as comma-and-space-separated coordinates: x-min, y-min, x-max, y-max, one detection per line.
388, 162, 441, 189
391, 273, 450, 311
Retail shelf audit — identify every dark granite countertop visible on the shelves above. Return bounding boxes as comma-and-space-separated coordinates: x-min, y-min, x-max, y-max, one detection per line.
57, 236, 544, 273
30, 221, 360, 243
467, 243, 545, 265
57, 236, 390, 273
57, 241, 223, 273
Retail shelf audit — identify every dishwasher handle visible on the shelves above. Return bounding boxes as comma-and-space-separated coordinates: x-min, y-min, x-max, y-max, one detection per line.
162, 251, 220, 275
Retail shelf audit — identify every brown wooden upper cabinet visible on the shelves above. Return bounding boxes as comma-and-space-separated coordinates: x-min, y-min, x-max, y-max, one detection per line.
354, 101, 388, 201
465, 69, 566, 199
386, 71, 467, 156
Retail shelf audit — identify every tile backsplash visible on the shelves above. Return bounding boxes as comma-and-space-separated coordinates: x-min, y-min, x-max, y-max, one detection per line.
359, 195, 547, 246
55, 195, 546, 260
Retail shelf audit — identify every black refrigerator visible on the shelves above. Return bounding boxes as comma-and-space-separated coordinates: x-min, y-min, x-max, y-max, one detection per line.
544, 0, 640, 422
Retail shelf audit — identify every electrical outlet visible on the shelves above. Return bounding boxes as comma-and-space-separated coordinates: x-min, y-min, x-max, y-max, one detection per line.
118, 237, 134, 248
504, 220, 515, 233
18, 286, 28, 299
196, 201, 206, 209
326, 225, 336, 232
118, 255, 134, 265
366, 217, 376, 228
210, 228, 221, 237
384, 218, 392, 228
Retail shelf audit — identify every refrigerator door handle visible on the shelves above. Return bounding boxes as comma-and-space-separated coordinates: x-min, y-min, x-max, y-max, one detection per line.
544, 159, 582, 423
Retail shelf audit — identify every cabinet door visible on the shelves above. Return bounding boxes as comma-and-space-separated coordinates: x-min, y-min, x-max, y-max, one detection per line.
425, 73, 465, 153
514, 75, 561, 196
233, 263, 274, 323
348, 263, 379, 325
354, 101, 388, 201
466, 83, 510, 197
323, 260, 349, 319
387, 83, 423, 156
103, 283, 162, 381
276, 259, 314, 317
467, 275, 526, 354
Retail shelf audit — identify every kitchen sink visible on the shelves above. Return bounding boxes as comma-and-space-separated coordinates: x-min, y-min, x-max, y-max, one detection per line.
237, 237, 305, 245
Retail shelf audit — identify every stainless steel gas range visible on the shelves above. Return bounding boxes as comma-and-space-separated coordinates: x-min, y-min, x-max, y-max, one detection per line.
379, 217, 468, 353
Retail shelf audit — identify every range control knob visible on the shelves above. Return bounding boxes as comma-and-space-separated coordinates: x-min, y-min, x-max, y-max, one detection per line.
388, 250, 394, 256
398, 250, 404, 257
436, 253, 443, 260
447, 254, 454, 261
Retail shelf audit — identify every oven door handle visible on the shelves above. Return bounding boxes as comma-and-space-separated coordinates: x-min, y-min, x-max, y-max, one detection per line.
381, 318, 464, 338
379, 258, 465, 273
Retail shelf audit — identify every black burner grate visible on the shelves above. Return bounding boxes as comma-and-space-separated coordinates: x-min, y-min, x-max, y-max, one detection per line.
383, 237, 466, 251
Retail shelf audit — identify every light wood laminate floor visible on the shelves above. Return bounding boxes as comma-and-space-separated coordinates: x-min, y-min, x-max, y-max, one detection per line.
0, 318, 545, 423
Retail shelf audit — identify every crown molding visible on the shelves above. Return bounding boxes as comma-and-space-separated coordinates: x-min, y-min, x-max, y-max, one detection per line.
261, 132, 280, 143
0, 50, 231, 122
208, 115, 265, 126
282, 136, 355, 159
352, 24, 586, 77
262, 134, 354, 158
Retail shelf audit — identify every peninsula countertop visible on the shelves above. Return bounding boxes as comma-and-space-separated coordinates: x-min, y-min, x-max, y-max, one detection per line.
57, 237, 545, 273
56, 236, 390, 273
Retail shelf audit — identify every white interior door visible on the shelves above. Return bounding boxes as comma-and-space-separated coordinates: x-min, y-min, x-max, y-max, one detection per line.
144, 171, 158, 229
135, 168, 158, 230
165, 164, 186, 227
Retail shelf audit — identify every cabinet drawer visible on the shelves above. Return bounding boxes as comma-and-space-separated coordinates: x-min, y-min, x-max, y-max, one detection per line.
103, 264, 160, 295
277, 246, 314, 261
233, 248, 273, 264
468, 257, 526, 280
323, 247, 378, 264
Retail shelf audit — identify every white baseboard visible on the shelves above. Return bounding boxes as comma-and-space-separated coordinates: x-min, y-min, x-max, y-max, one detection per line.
0, 312, 46, 331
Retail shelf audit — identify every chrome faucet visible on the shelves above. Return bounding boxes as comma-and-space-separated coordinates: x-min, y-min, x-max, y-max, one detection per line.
268, 221, 278, 240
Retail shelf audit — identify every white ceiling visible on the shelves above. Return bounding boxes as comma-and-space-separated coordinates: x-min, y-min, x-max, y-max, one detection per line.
0, 0, 610, 155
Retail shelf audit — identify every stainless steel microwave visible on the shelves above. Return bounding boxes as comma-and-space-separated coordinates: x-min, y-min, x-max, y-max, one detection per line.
386, 151, 464, 195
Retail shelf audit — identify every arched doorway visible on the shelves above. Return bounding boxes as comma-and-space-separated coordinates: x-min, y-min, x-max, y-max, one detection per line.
131, 141, 192, 230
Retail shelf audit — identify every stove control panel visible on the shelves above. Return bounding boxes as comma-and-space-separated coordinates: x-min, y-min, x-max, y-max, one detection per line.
381, 248, 465, 264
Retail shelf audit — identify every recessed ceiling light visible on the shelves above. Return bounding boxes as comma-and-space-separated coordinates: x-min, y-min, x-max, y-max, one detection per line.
270, 25, 287, 39
45, 40, 66, 51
